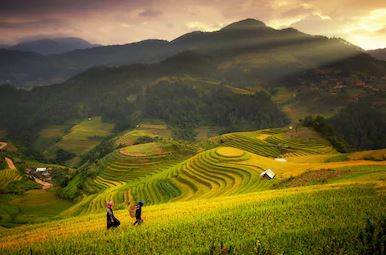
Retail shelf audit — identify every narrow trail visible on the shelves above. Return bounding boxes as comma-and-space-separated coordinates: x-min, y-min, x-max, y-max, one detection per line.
4, 157, 16, 169
33, 177, 52, 190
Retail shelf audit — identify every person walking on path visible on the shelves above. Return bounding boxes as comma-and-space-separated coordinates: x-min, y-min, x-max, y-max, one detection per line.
133, 201, 144, 226
106, 201, 120, 229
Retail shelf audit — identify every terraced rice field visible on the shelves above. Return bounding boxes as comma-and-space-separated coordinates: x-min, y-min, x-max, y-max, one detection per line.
130, 147, 276, 205
217, 131, 281, 157
58, 127, 386, 219
116, 124, 171, 146
54, 117, 114, 155
94, 144, 177, 182
64, 143, 184, 215
0, 169, 22, 190
216, 127, 335, 158
63, 141, 386, 216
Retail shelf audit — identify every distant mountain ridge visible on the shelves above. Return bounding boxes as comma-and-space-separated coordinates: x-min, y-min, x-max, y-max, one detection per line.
367, 48, 386, 61
9, 37, 98, 55
0, 18, 382, 87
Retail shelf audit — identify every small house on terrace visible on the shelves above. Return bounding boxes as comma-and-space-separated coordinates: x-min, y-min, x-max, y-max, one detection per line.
260, 169, 276, 179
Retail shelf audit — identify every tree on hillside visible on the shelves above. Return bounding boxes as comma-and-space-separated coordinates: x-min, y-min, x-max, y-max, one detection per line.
329, 101, 386, 150
302, 115, 350, 152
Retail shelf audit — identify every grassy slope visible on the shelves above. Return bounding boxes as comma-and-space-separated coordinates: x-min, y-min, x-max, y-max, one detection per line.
0, 157, 74, 226
33, 124, 68, 154
0, 183, 384, 254
40, 117, 115, 165
8, 189, 73, 224
54, 117, 114, 155
0, 169, 22, 190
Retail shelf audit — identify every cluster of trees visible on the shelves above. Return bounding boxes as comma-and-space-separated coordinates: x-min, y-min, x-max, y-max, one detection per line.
0, 63, 289, 148
330, 101, 386, 150
302, 100, 386, 151
79, 139, 116, 165
302, 116, 350, 152
144, 81, 289, 140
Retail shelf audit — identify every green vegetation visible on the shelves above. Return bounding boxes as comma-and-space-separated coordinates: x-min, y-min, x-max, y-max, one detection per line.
57, 126, 385, 217
214, 127, 336, 158
54, 117, 114, 155
0, 125, 385, 254
7, 189, 73, 225
330, 101, 386, 150
0, 169, 22, 191
302, 115, 350, 152
35, 117, 116, 166
325, 154, 348, 162
33, 124, 68, 154
0, 185, 384, 254
4, 179, 40, 195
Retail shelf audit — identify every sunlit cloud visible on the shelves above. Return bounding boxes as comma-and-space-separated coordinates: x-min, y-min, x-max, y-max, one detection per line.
186, 21, 224, 32
0, 0, 384, 49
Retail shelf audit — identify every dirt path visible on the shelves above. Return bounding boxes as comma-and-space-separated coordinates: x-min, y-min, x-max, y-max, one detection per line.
5, 157, 16, 169
33, 177, 52, 190
0, 142, 7, 150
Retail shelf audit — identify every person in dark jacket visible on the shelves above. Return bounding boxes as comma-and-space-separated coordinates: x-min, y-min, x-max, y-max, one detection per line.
133, 201, 144, 226
106, 201, 120, 229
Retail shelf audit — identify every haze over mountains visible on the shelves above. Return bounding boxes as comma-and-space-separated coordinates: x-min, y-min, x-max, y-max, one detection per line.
7, 37, 99, 55
1, 18, 383, 88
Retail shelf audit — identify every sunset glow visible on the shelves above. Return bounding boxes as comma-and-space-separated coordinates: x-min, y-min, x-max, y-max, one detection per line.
0, 0, 385, 49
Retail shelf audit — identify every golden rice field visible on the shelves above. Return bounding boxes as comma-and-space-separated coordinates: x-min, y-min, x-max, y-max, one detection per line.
0, 183, 384, 254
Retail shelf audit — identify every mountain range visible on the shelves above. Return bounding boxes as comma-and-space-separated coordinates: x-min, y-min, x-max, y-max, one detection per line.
1, 18, 383, 87
0, 19, 385, 153
7, 37, 99, 55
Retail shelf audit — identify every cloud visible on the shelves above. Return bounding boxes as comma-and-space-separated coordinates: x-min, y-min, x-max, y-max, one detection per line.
138, 9, 162, 17
289, 8, 386, 49
0, 0, 144, 15
279, 6, 312, 18
0, 18, 63, 29
290, 14, 346, 36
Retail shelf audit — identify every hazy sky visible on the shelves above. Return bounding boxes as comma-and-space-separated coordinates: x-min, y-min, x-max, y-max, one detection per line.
0, 0, 385, 49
